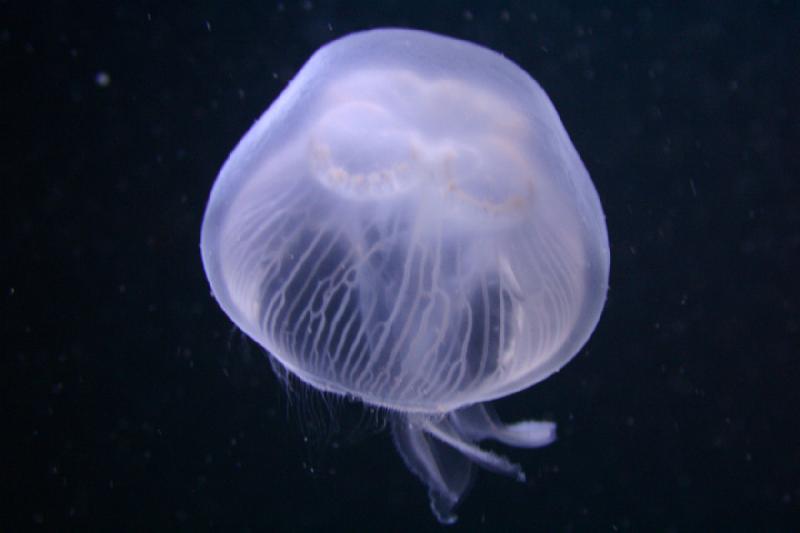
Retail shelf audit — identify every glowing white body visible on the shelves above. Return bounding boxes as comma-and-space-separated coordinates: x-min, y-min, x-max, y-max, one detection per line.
201, 29, 609, 524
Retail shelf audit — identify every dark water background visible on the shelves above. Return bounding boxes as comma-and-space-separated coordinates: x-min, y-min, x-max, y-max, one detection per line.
6, 1, 799, 531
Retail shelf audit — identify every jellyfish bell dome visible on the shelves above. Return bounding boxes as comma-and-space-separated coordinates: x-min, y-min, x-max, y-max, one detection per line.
201, 28, 609, 524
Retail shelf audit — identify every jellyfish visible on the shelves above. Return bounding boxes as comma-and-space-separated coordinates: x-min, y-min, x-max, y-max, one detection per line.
200, 28, 609, 524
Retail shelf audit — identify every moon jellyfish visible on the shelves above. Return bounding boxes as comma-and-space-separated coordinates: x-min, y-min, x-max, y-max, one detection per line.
200, 28, 609, 524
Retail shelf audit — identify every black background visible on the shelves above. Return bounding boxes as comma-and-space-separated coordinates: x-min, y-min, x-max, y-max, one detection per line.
6, 1, 799, 531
